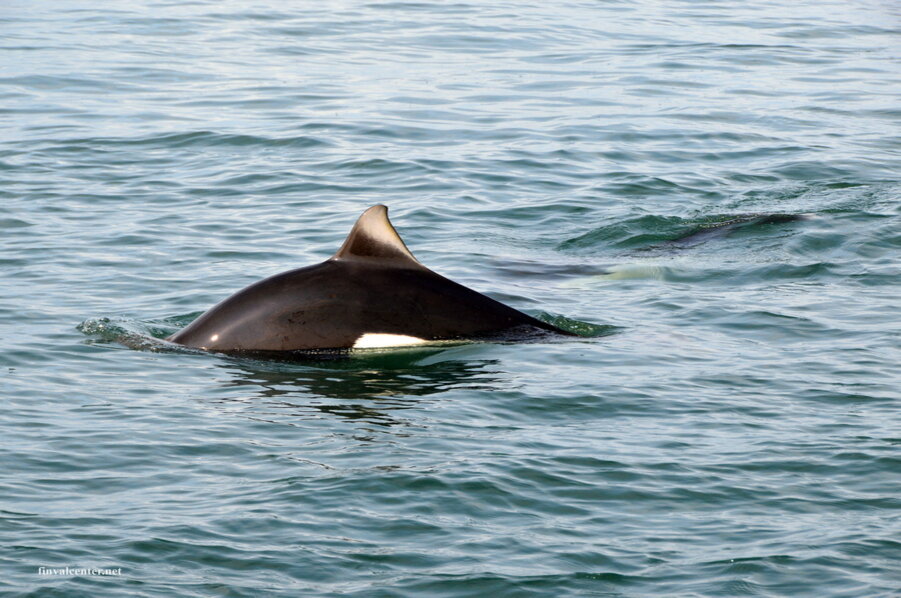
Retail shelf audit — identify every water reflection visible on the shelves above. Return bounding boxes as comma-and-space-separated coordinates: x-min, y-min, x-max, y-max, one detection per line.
77, 316, 506, 427
212, 345, 503, 427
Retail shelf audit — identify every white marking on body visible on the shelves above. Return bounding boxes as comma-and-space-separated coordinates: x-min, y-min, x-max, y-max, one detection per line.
210, 334, 219, 342
353, 333, 427, 349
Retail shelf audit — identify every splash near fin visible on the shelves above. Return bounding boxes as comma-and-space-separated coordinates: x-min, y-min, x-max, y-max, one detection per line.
332, 205, 423, 266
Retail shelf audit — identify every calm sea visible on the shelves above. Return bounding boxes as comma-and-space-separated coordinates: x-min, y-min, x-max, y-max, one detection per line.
2, 1, 899, 596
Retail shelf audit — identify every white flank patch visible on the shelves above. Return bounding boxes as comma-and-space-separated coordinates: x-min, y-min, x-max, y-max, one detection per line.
353, 333, 427, 349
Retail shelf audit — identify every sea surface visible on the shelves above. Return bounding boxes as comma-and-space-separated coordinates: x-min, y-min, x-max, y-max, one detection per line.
2, 1, 900, 596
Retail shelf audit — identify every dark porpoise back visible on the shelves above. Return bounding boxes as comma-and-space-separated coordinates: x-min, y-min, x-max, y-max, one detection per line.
168, 205, 571, 353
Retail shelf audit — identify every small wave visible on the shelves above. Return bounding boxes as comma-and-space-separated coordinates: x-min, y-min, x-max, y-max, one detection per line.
535, 313, 621, 337
560, 212, 811, 253
55, 131, 332, 151
76, 315, 197, 353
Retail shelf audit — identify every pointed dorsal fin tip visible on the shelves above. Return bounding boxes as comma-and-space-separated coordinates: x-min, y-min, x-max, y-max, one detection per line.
331, 205, 422, 266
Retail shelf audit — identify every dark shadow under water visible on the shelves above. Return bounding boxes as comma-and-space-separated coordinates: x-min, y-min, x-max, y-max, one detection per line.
219, 345, 503, 400
652, 213, 811, 250
210, 346, 504, 427
493, 212, 813, 281
556, 211, 811, 256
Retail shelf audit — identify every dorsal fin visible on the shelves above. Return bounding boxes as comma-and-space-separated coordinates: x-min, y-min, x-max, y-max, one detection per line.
331, 205, 423, 267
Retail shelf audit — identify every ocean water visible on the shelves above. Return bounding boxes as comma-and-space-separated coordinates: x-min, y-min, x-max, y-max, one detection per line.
2, 0, 900, 596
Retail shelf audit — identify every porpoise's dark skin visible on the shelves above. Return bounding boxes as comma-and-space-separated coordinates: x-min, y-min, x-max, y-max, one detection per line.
168, 205, 571, 353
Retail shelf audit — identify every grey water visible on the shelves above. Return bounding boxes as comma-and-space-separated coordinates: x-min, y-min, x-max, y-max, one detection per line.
2, 1, 900, 596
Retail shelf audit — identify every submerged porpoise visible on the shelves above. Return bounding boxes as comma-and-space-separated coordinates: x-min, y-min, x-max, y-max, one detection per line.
168, 205, 572, 354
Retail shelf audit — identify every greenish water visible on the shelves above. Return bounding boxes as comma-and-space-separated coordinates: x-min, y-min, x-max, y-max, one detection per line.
2, 1, 900, 596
